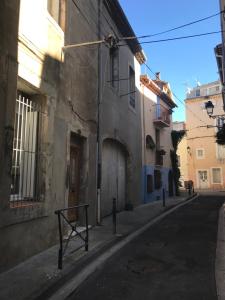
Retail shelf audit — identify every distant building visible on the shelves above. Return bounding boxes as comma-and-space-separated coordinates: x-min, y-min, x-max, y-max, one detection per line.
140, 74, 177, 203
215, 0, 225, 110
172, 121, 188, 188
184, 80, 225, 190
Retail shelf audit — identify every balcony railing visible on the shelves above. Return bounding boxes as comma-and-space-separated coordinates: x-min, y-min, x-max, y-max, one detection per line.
153, 104, 171, 127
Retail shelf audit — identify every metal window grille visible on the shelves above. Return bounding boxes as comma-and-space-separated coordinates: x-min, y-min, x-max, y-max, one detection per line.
10, 93, 41, 208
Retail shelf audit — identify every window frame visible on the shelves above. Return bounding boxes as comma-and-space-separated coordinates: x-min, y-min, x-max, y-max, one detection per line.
128, 65, 136, 109
196, 148, 205, 159
109, 46, 119, 91
47, 0, 66, 31
211, 167, 222, 184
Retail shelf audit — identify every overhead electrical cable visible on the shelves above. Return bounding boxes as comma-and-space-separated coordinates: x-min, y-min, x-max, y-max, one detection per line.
120, 10, 224, 41
119, 30, 224, 47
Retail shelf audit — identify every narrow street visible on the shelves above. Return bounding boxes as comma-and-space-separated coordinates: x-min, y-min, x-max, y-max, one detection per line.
68, 195, 224, 300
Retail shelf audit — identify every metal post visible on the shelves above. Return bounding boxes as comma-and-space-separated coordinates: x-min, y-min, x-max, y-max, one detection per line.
162, 188, 165, 207
56, 211, 63, 270
113, 198, 117, 234
96, 0, 102, 225
188, 182, 191, 196
85, 205, 89, 251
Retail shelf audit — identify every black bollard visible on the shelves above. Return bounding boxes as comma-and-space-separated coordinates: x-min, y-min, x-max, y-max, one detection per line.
163, 188, 165, 207
112, 198, 117, 234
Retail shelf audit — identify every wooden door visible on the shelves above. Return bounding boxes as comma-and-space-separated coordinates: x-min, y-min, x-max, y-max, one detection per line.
68, 145, 81, 222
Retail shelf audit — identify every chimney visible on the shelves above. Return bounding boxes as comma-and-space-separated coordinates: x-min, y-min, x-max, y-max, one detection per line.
156, 72, 160, 80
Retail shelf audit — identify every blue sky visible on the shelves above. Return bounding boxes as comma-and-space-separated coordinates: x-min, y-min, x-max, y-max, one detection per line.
119, 0, 222, 121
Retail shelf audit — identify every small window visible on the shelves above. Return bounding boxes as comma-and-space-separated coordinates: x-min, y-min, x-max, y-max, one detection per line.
47, 0, 65, 30
212, 168, 222, 184
217, 117, 225, 129
147, 175, 153, 193
216, 144, 225, 159
196, 89, 200, 97
177, 155, 180, 167
196, 148, 204, 159
110, 47, 119, 90
129, 66, 135, 108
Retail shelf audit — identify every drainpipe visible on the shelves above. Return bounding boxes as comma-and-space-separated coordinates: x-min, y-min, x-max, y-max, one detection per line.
141, 85, 147, 203
97, 0, 102, 224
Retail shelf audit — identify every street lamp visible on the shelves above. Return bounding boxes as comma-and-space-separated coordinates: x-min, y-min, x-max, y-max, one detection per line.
204, 100, 225, 121
205, 100, 214, 117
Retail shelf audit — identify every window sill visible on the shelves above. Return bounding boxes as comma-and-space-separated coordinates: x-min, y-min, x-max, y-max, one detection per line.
0, 202, 48, 229
10, 200, 41, 209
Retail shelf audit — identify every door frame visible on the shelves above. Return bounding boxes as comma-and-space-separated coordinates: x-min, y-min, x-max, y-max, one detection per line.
196, 169, 209, 189
68, 134, 83, 221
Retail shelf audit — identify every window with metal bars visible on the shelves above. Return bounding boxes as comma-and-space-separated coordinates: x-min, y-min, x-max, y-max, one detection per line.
10, 93, 41, 208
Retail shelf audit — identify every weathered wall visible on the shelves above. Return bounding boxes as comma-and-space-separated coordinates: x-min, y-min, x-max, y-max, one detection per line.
99, 3, 143, 209
63, 0, 99, 223
0, 0, 65, 272
0, 1, 20, 209
0, 0, 144, 272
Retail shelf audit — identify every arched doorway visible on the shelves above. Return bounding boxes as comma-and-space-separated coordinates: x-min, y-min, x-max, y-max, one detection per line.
168, 170, 174, 197
101, 139, 127, 217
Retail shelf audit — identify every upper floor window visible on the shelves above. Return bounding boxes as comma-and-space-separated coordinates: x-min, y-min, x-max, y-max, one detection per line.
129, 66, 135, 108
216, 85, 220, 92
110, 47, 119, 90
196, 148, 205, 159
216, 144, 225, 160
196, 89, 200, 97
47, 0, 65, 30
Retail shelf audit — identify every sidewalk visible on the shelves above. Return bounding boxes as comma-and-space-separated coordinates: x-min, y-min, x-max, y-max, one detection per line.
0, 192, 196, 300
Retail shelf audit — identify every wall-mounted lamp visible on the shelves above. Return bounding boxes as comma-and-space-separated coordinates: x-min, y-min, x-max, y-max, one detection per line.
187, 146, 191, 155
204, 100, 225, 121
205, 100, 214, 117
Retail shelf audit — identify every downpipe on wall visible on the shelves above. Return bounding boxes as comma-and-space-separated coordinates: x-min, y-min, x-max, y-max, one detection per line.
97, 0, 102, 224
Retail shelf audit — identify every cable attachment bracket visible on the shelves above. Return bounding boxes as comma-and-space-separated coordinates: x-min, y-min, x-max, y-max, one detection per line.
104, 34, 119, 49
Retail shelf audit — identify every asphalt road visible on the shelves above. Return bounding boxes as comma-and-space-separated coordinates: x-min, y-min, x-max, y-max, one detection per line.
67, 195, 224, 300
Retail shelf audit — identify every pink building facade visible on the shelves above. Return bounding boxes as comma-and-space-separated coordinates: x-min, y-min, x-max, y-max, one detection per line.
185, 80, 225, 190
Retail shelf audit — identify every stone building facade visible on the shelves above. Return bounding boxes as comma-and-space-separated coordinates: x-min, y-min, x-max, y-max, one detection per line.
185, 80, 225, 190
140, 74, 176, 203
0, 0, 145, 271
